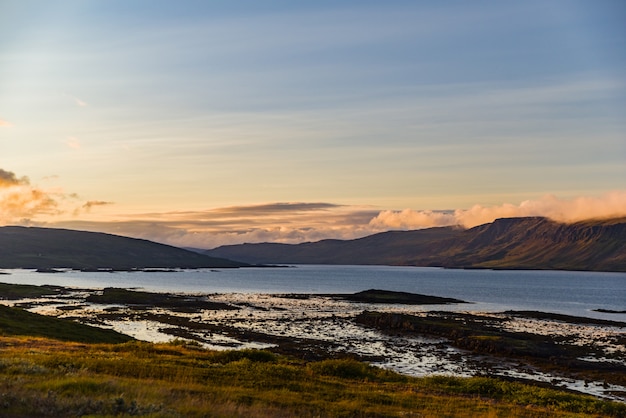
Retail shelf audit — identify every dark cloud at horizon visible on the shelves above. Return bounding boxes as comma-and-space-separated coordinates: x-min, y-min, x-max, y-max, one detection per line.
0, 168, 28, 187
210, 202, 343, 215
82, 200, 114, 210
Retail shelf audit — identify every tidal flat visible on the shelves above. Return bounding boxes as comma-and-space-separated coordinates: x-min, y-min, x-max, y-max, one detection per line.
1, 284, 625, 404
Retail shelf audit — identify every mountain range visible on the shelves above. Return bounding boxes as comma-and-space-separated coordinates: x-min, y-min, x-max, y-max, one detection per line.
0, 226, 245, 269
205, 217, 626, 272
1, 217, 624, 272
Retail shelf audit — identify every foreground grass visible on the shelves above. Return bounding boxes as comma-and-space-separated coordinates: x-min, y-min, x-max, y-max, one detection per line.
0, 337, 623, 417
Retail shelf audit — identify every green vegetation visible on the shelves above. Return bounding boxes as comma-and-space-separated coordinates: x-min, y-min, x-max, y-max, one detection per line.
0, 304, 623, 416
1, 284, 624, 416
86, 287, 238, 312
0, 305, 132, 344
334, 289, 468, 305
0, 282, 68, 299
0, 337, 624, 417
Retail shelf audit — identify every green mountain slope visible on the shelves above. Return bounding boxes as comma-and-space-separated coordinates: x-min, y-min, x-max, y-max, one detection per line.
205, 217, 626, 272
0, 226, 246, 269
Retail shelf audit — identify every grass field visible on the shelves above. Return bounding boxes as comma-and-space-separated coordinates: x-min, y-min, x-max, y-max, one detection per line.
1, 284, 624, 417
0, 336, 624, 417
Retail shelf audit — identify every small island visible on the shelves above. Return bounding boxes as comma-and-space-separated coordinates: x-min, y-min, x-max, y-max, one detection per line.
332, 289, 468, 305
594, 309, 626, 314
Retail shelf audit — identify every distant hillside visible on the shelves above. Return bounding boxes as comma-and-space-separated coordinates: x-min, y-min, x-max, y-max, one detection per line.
205, 217, 626, 272
206, 227, 461, 265
428, 217, 626, 271
0, 226, 246, 269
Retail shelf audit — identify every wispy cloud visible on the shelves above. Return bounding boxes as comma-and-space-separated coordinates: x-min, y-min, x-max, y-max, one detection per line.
210, 202, 343, 216
54, 203, 378, 248
82, 201, 114, 211
72, 200, 114, 216
370, 192, 626, 230
0, 119, 13, 127
64, 93, 88, 107
64, 136, 81, 149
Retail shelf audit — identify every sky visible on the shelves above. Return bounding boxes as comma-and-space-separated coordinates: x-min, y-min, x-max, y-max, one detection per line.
1, 0, 625, 248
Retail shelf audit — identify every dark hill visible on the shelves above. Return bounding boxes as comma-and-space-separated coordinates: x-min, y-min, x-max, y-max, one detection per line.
431, 217, 626, 271
206, 226, 461, 265
0, 226, 246, 269
205, 217, 626, 272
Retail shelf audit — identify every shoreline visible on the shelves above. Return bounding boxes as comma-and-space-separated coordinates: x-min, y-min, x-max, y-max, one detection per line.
1, 282, 624, 402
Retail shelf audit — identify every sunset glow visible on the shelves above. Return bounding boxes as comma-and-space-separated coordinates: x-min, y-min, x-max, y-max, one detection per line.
1, 1, 625, 248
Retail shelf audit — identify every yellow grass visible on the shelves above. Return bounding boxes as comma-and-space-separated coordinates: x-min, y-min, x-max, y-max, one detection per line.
0, 336, 622, 417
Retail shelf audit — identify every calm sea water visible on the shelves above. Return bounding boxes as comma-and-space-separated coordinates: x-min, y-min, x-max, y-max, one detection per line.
1, 265, 624, 320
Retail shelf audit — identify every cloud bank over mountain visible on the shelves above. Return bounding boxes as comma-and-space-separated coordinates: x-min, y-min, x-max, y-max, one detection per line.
2, 167, 625, 249
370, 192, 626, 230
52, 203, 380, 249
41, 192, 626, 249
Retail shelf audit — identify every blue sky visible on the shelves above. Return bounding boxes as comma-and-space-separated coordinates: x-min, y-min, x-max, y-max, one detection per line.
1, 1, 625, 247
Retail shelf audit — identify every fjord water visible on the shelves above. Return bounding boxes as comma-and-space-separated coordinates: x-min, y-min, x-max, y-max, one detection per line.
2, 265, 625, 320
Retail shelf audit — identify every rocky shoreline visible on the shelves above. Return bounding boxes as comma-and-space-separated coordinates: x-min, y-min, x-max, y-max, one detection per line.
1, 284, 624, 402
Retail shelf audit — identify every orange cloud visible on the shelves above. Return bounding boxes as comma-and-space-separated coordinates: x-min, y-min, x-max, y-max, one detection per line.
0, 119, 12, 127
369, 192, 626, 230
0, 176, 60, 223
0, 168, 105, 224
50, 193, 626, 249
0, 169, 28, 187
368, 209, 455, 230
53, 203, 378, 248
